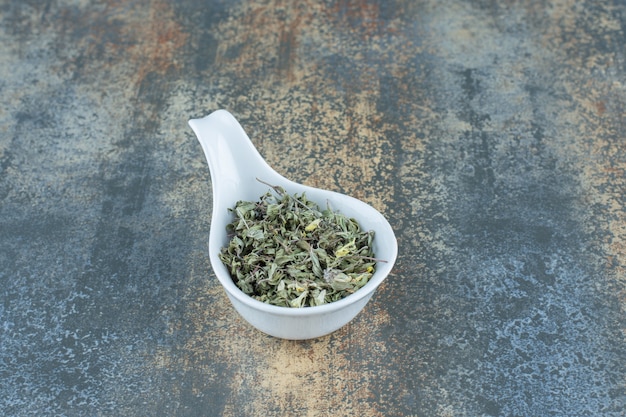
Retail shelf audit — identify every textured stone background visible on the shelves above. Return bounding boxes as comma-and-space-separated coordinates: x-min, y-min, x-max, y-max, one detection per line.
1, 0, 625, 416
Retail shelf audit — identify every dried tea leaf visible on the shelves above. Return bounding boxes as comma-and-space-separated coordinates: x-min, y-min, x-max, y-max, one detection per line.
218, 179, 384, 308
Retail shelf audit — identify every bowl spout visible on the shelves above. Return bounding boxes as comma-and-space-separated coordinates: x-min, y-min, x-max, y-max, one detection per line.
188, 110, 284, 211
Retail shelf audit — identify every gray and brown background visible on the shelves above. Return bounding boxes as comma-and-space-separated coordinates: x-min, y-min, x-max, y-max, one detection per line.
1, 0, 624, 416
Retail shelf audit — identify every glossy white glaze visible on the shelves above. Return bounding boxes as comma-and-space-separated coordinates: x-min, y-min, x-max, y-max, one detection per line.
189, 109, 397, 339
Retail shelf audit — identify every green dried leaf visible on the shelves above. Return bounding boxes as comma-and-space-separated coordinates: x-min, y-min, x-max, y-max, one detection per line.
218, 179, 383, 308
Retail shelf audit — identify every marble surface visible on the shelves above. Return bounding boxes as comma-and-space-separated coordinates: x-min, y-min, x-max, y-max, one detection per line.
1, 0, 624, 416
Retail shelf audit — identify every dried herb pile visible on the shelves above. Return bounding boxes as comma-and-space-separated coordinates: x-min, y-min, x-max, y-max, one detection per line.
219, 180, 378, 308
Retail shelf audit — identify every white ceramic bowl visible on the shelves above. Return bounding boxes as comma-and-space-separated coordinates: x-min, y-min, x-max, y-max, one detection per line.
189, 110, 398, 339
